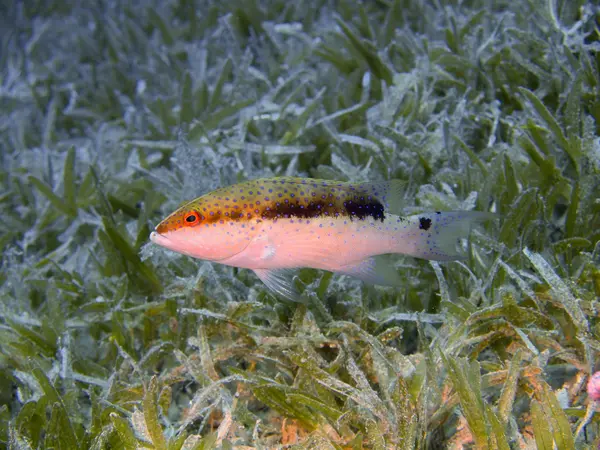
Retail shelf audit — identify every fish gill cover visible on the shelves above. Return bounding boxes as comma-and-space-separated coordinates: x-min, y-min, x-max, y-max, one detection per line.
0, 0, 599, 448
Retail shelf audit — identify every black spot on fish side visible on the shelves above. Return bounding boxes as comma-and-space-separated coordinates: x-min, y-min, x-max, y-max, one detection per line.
419, 217, 432, 230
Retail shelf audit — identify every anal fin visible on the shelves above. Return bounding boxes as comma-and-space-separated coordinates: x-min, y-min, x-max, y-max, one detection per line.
336, 256, 403, 287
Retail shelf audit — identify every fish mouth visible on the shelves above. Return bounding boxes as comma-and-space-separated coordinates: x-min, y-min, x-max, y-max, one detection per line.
150, 230, 170, 247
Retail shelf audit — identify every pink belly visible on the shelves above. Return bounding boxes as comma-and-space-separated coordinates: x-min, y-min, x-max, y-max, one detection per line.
219, 217, 400, 270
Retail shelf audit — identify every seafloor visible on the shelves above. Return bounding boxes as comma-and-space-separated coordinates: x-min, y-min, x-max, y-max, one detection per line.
1, 0, 599, 448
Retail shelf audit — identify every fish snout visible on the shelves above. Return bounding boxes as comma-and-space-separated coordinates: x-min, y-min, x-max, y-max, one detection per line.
150, 229, 172, 247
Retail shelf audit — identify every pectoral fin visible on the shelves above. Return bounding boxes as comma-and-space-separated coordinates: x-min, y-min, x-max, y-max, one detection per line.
253, 268, 303, 302
337, 256, 403, 287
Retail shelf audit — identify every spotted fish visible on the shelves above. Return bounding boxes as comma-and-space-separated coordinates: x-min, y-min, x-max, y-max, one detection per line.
150, 177, 494, 300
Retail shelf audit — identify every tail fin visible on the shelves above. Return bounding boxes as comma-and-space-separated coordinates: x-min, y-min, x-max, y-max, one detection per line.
406, 211, 497, 261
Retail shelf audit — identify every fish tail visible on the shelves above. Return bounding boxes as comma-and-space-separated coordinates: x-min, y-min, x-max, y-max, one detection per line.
405, 211, 497, 261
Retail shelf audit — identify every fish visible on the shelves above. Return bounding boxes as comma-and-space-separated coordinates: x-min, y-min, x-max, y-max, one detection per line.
150, 177, 495, 301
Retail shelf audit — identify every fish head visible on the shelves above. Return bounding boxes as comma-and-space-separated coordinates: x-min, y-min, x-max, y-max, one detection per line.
150, 197, 256, 262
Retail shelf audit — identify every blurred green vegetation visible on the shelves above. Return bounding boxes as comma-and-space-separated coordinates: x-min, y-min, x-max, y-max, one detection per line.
0, 0, 599, 448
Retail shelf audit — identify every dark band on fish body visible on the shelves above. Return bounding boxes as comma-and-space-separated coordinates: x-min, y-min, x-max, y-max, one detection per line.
345, 198, 385, 221
260, 195, 385, 222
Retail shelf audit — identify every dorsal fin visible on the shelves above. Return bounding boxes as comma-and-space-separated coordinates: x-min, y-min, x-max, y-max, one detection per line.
269, 177, 406, 215
352, 180, 405, 215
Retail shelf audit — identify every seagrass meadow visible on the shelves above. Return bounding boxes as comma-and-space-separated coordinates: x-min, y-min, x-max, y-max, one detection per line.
1, 0, 599, 448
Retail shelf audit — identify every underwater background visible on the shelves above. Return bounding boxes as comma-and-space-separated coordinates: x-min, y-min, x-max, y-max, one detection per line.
1, 0, 599, 448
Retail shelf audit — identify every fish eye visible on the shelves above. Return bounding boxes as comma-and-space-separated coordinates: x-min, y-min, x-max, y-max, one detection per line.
184, 211, 200, 225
